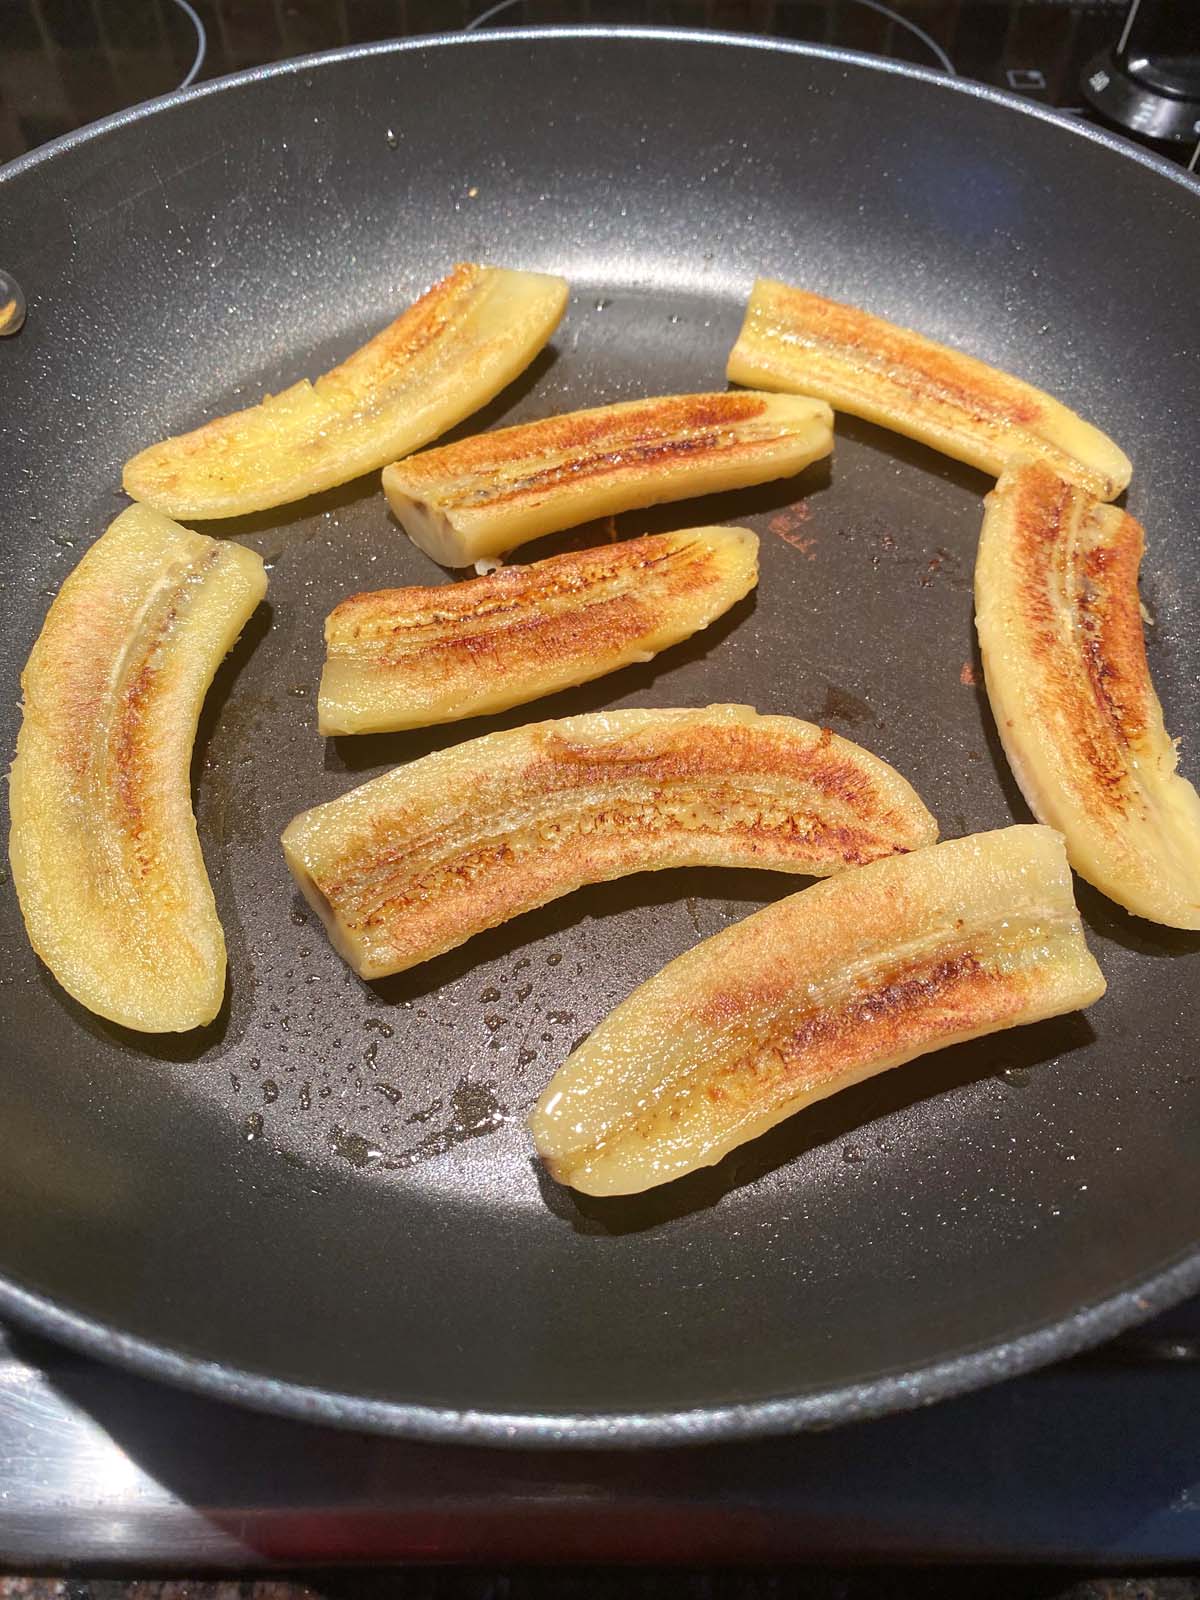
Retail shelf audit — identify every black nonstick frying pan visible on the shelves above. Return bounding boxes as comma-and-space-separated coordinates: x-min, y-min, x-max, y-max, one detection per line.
2, 28, 1199, 1448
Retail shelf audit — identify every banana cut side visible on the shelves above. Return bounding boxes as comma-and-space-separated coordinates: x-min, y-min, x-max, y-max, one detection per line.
727, 278, 1131, 501
282, 704, 936, 979
123, 263, 569, 519
318, 526, 759, 735
9, 505, 267, 1031
382, 391, 833, 567
976, 458, 1200, 928
531, 826, 1105, 1196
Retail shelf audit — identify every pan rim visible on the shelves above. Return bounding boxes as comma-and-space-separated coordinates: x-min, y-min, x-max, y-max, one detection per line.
3, 1246, 1199, 1446
3, 26, 1199, 1447
2, 25, 1198, 202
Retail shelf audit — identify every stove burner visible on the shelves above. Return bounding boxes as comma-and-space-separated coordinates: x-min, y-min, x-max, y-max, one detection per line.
466, 0, 960, 76
166, 0, 207, 92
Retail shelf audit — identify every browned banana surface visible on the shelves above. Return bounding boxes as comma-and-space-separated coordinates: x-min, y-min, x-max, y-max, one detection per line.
727, 278, 1131, 500
318, 526, 758, 735
123, 263, 569, 518
532, 826, 1105, 1196
382, 390, 833, 566
976, 457, 1200, 928
9, 505, 267, 1031
282, 704, 937, 979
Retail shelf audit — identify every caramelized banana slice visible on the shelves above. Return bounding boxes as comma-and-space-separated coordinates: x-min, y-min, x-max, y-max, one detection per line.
532, 827, 1104, 1196
282, 704, 935, 979
727, 278, 1130, 500
976, 458, 1200, 928
123, 264, 569, 519
9, 506, 267, 1031
382, 391, 833, 566
319, 526, 758, 735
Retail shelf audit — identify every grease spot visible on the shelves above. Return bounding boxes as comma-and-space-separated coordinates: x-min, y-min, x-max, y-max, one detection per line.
819, 685, 876, 728
768, 504, 814, 555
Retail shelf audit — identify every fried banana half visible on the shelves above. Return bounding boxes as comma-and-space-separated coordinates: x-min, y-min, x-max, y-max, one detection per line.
727, 278, 1130, 501
318, 526, 758, 735
9, 505, 267, 1031
382, 391, 833, 566
531, 826, 1104, 1196
123, 263, 569, 519
282, 704, 936, 979
976, 458, 1200, 928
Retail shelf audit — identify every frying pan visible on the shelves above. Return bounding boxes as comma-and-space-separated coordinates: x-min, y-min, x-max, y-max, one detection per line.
2, 28, 1198, 1448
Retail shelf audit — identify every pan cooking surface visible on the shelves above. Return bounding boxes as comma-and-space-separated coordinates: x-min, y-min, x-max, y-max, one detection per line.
1, 31, 1198, 1443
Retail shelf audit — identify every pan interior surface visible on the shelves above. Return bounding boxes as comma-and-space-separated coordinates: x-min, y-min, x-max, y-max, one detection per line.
1, 31, 1198, 1443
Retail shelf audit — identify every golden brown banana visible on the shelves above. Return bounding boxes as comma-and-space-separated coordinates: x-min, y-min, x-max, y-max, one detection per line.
123, 263, 569, 519
727, 278, 1130, 500
382, 391, 833, 566
531, 826, 1105, 1196
282, 704, 936, 979
976, 458, 1200, 928
318, 526, 758, 735
9, 505, 267, 1031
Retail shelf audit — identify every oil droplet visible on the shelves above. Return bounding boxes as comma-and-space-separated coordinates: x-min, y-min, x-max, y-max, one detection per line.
363, 1040, 379, 1065
298, 1082, 311, 1111
262, 1079, 279, 1103
365, 1019, 394, 1037
516, 983, 533, 1003
842, 1144, 865, 1164
406, 1096, 442, 1125
517, 1048, 537, 1068
330, 1127, 380, 1167
229, 1072, 240, 1093
374, 1082, 404, 1105
483, 1013, 508, 1033
1001, 1067, 1031, 1088
479, 986, 501, 1003
243, 1113, 264, 1141
449, 1080, 505, 1135
593, 297, 611, 311
546, 952, 562, 967
385, 128, 398, 148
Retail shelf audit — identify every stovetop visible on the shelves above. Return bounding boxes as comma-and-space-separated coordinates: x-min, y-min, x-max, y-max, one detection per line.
3, 1296, 1200, 1567
3, 0, 1200, 1571
0, 1292, 1198, 1566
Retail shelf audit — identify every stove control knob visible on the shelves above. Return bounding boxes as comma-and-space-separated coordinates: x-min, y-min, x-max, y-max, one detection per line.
1082, 0, 1200, 147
